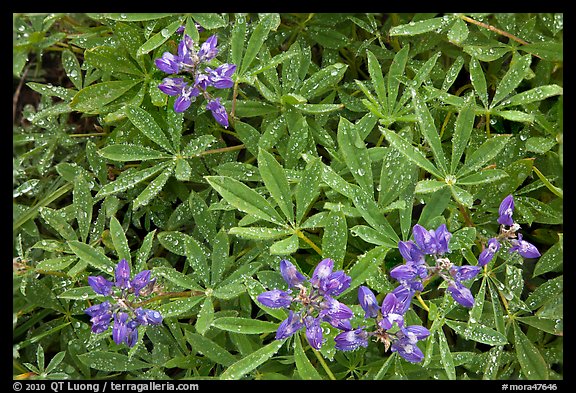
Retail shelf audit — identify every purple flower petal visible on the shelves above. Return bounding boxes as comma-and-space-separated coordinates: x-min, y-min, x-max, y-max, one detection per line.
498, 194, 515, 226
279, 259, 306, 287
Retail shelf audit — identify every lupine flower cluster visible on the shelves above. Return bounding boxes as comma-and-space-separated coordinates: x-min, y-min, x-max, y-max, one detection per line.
478, 194, 541, 266
257, 259, 353, 350
155, 33, 236, 128
334, 285, 430, 363
389, 223, 481, 308
257, 258, 431, 363
84, 259, 163, 347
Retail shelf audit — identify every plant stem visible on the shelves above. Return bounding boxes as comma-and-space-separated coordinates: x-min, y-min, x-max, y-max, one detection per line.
197, 144, 245, 157
416, 293, 430, 312
295, 229, 323, 256
459, 15, 530, 46
312, 348, 336, 380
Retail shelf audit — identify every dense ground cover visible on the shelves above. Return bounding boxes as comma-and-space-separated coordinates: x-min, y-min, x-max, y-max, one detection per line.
13, 13, 562, 381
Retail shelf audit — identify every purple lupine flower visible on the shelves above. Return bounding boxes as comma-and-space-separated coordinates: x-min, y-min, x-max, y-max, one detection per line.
279, 259, 306, 288
158, 77, 188, 96
174, 85, 200, 113
335, 328, 369, 351
155, 52, 181, 74
412, 224, 451, 255
198, 34, 219, 62
194, 72, 211, 90
391, 325, 430, 363
319, 270, 351, 296
124, 320, 139, 347
276, 310, 304, 340
447, 281, 475, 308
358, 286, 379, 318
206, 64, 236, 89
320, 296, 354, 324
206, 98, 229, 128
478, 238, 500, 267
449, 265, 481, 282
498, 194, 515, 226
85, 301, 112, 333
379, 292, 408, 330
134, 308, 163, 326
112, 312, 129, 345
257, 289, 293, 309
304, 316, 323, 350
131, 270, 151, 297
509, 233, 541, 259
87, 276, 114, 296
177, 34, 195, 68
310, 258, 334, 288
115, 259, 131, 290
398, 240, 426, 265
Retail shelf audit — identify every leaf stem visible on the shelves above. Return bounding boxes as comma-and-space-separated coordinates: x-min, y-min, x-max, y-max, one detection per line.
415, 292, 430, 312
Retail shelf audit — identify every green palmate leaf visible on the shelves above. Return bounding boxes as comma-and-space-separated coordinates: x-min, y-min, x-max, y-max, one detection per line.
230, 14, 247, 68
496, 84, 563, 108
84, 45, 143, 76
295, 157, 321, 225
258, 148, 294, 223
520, 41, 563, 62
338, 117, 373, 194
135, 230, 156, 272
228, 227, 292, 240
98, 144, 171, 162
220, 339, 286, 380
448, 17, 469, 45
61, 49, 83, 90
269, 233, 299, 255
493, 110, 534, 122
387, 45, 409, 114
349, 225, 394, 247
190, 13, 227, 29
463, 44, 510, 62
445, 320, 508, 346
67, 241, 116, 273
322, 208, 347, 269
442, 56, 465, 92
437, 330, 456, 380
73, 174, 93, 243
516, 316, 563, 336
533, 236, 563, 277
96, 161, 171, 198
457, 169, 508, 185
389, 16, 451, 36
195, 297, 214, 335
136, 19, 183, 56
488, 279, 506, 335
415, 179, 447, 194
469, 57, 489, 108
109, 216, 131, 264
449, 184, 474, 207
206, 176, 285, 225
125, 105, 174, 153
210, 229, 230, 286
239, 13, 279, 76
212, 317, 278, 334
294, 335, 322, 380
450, 97, 476, 174
184, 331, 237, 367
513, 323, 549, 379
174, 158, 191, 181
366, 50, 387, 111
187, 190, 216, 242
297, 63, 348, 100
380, 127, 443, 179
157, 297, 203, 318
71, 79, 140, 114
490, 54, 532, 108
412, 88, 448, 175
456, 135, 510, 178
291, 103, 343, 114
58, 286, 100, 300
342, 245, 389, 296
132, 163, 174, 210
152, 266, 203, 291
181, 135, 217, 157
525, 137, 557, 155
27, 82, 76, 101
36, 255, 77, 271
78, 351, 151, 372
351, 186, 399, 247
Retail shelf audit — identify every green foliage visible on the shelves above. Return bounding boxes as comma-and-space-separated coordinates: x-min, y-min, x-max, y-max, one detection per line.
13, 12, 562, 380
